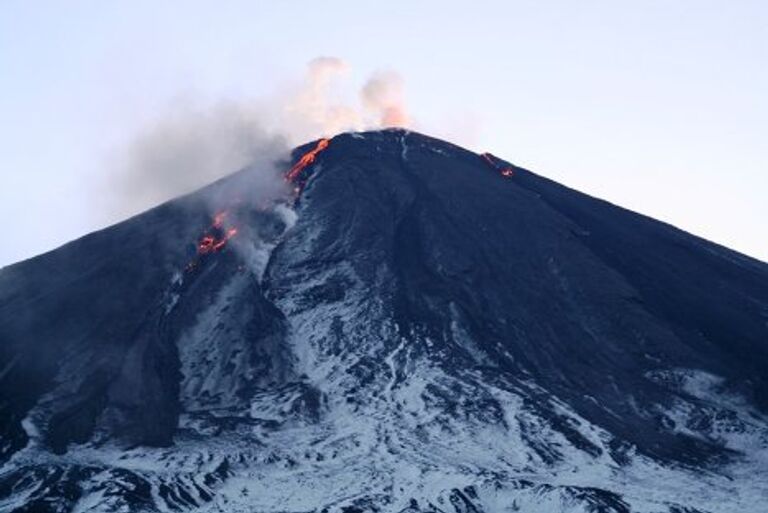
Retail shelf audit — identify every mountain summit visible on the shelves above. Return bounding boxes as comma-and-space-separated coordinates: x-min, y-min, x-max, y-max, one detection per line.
1, 130, 767, 512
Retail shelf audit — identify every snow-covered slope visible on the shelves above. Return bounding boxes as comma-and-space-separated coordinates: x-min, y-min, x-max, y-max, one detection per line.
1, 130, 767, 512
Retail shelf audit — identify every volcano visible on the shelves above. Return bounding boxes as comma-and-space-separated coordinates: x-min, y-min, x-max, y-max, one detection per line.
1, 130, 767, 512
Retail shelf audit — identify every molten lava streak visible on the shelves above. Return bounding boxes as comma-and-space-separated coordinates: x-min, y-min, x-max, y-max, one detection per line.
196, 210, 238, 256
285, 138, 330, 185
187, 138, 331, 270
198, 227, 238, 254
481, 152, 515, 178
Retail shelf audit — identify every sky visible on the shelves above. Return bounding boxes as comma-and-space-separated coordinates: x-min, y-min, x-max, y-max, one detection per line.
0, 0, 766, 267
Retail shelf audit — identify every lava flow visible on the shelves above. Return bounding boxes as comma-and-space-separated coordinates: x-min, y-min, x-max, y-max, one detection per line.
196, 210, 238, 255
481, 152, 515, 178
285, 138, 330, 190
186, 138, 331, 271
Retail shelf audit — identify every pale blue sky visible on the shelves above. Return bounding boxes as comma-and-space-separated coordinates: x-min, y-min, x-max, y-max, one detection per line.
1, 1, 766, 266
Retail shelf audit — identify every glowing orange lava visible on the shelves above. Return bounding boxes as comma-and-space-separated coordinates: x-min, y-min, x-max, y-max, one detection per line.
481, 152, 515, 178
185, 137, 331, 270
195, 211, 239, 257
285, 138, 330, 184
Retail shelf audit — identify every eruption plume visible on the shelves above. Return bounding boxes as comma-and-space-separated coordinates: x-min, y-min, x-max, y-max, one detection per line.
109, 102, 289, 222
284, 57, 362, 140
361, 71, 409, 128
107, 57, 412, 227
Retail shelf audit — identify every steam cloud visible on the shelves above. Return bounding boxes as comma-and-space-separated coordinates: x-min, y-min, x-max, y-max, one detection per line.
111, 102, 289, 220
361, 71, 409, 128
108, 57, 411, 220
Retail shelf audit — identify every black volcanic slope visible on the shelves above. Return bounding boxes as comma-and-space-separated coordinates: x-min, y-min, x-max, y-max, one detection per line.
0, 130, 767, 512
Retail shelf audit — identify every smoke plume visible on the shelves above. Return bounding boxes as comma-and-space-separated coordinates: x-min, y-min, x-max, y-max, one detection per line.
283, 57, 362, 141
361, 71, 409, 128
110, 101, 289, 220
107, 57, 411, 220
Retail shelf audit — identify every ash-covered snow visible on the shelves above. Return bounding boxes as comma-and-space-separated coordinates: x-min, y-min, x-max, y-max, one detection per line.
2, 130, 768, 513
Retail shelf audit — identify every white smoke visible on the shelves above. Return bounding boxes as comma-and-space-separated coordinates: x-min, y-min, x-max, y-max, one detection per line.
110, 101, 289, 220
282, 57, 362, 142
282, 58, 410, 140
361, 71, 409, 128
107, 57, 412, 221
